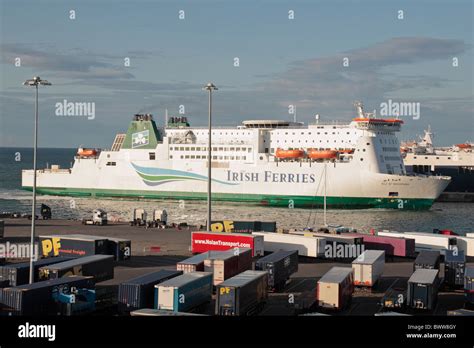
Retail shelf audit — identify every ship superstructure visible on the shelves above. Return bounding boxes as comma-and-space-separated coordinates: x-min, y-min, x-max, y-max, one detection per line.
22, 103, 450, 210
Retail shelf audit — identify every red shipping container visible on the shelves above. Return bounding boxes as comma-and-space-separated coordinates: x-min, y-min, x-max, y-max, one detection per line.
191, 232, 264, 257
345, 233, 415, 258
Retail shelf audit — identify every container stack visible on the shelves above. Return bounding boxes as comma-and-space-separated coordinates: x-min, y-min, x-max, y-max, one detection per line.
255, 250, 298, 291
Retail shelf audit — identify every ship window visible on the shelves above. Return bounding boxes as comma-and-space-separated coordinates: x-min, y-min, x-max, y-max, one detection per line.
213, 156, 217, 159
191, 147, 195, 151
360, 158, 363, 161
236, 156, 240, 160
224, 147, 228, 151
180, 155, 184, 159
107, 154, 110, 158
196, 155, 201, 159
260, 156, 263, 160
436, 157, 439, 159
236, 147, 240, 151
170, 155, 173, 159
389, 192, 399, 197
149, 152, 156, 160
448, 157, 451, 159
185, 155, 189, 159
219, 156, 223, 160
243, 156, 246, 160
363, 149, 366, 152
248, 148, 251, 152
366, 143, 370, 145
190, 155, 195, 159
425, 157, 428, 159
213, 147, 217, 151
106, 162, 116, 166
219, 147, 223, 151
180, 147, 184, 151
230, 147, 235, 151
231, 156, 235, 160
414, 156, 417, 159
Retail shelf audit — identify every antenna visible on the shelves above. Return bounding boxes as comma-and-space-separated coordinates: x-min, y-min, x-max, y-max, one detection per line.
315, 114, 320, 124
294, 105, 297, 123
165, 109, 168, 127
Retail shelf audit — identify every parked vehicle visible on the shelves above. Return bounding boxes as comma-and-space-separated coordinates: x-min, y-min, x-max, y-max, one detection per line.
444, 249, 465, 287
407, 269, 440, 310
0, 256, 73, 286
130, 209, 147, 226
82, 209, 107, 225
0, 276, 94, 315
252, 231, 326, 258
155, 272, 213, 312
39, 255, 114, 282
255, 250, 298, 291
316, 267, 354, 310
215, 270, 268, 316
118, 270, 182, 313
40, 204, 52, 220
191, 232, 264, 257
40, 234, 108, 258
352, 250, 385, 287
414, 250, 441, 272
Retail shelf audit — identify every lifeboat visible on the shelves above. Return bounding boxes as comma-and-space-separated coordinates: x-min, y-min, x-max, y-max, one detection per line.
339, 148, 355, 154
456, 143, 472, 149
307, 149, 338, 160
275, 149, 305, 159
77, 148, 98, 157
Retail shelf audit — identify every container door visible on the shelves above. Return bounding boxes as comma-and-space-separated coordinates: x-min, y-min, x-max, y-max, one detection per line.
158, 287, 175, 310
412, 284, 428, 309
353, 265, 362, 285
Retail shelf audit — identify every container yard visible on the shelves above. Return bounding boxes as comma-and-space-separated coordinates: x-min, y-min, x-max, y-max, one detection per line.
351, 250, 385, 287
255, 250, 298, 291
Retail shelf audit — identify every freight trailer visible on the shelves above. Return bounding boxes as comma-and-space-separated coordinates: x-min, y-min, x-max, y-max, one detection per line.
40, 234, 108, 258
39, 255, 114, 282
0, 256, 73, 286
345, 233, 416, 258
252, 231, 326, 258
177, 252, 216, 273
130, 308, 206, 316
465, 266, 474, 304
377, 231, 460, 256
155, 272, 213, 312
289, 231, 363, 247
204, 252, 240, 286
191, 232, 264, 257
219, 248, 253, 273
105, 237, 132, 261
407, 269, 440, 310
118, 270, 183, 313
444, 250, 465, 287
413, 250, 441, 272
0, 276, 94, 315
351, 250, 385, 287
255, 250, 298, 291
316, 267, 354, 310
215, 270, 268, 316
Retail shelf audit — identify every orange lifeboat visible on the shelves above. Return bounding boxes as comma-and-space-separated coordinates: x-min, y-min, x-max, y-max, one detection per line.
275, 149, 305, 159
77, 148, 98, 157
456, 143, 472, 149
307, 149, 338, 160
339, 148, 355, 154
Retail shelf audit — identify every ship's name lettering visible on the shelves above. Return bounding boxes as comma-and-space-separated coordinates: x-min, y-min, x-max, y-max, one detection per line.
226, 170, 316, 183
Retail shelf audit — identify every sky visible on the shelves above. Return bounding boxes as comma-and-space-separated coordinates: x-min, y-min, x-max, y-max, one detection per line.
0, 0, 473, 148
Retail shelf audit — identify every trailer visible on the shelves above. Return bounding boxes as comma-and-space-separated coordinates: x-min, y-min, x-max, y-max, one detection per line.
345, 233, 416, 258
39, 255, 114, 282
0, 256, 73, 286
465, 266, 474, 305
0, 276, 94, 315
130, 208, 147, 226
82, 209, 107, 226
191, 231, 264, 257
290, 231, 363, 246
215, 270, 268, 316
414, 250, 441, 272
316, 267, 354, 310
351, 250, 385, 287
106, 237, 132, 261
204, 252, 240, 286
155, 272, 213, 312
219, 248, 253, 273
407, 269, 439, 310
255, 250, 298, 291
444, 249, 465, 287
118, 270, 182, 313
177, 252, 216, 273
252, 231, 326, 258
40, 234, 108, 258
377, 231, 460, 256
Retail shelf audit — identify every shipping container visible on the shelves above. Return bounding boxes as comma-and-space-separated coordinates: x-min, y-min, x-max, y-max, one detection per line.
204, 253, 239, 286
316, 267, 354, 310
219, 247, 253, 273
0, 220, 4, 238
414, 250, 441, 272
0, 256, 74, 286
130, 308, 206, 316
155, 272, 213, 312
177, 252, 215, 273
444, 249, 465, 287
118, 270, 182, 313
345, 233, 416, 258
252, 231, 326, 258
255, 250, 298, 291
352, 250, 385, 287
407, 269, 439, 310
447, 309, 474, 316
454, 236, 474, 259
215, 270, 268, 316
380, 288, 406, 309
106, 237, 132, 261
377, 231, 460, 256
39, 234, 108, 258
465, 266, 474, 304
290, 231, 363, 247
191, 232, 264, 257
39, 255, 114, 282
0, 276, 94, 315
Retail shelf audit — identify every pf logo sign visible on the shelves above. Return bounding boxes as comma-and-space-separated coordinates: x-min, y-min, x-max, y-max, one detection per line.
42, 237, 61, 257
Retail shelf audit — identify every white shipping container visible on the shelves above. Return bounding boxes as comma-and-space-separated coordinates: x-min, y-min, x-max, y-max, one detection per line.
252, 232, 326, 258
377, 231, 459, 256
317, 267, 354, 310
351, 250, 385, 287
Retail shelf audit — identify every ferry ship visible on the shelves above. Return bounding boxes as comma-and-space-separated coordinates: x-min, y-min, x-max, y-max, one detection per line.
22, 102, 450, 210
402, 127, 473, 202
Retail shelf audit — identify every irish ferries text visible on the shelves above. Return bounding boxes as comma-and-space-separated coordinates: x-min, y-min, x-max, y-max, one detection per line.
226, 170, 316, 183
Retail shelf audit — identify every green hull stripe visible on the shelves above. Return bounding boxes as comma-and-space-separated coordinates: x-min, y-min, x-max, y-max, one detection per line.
22, 186, 434, 210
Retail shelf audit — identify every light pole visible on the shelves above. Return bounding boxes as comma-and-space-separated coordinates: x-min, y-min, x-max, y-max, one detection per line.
23, 76, 51, 284
203, 83, 218, 231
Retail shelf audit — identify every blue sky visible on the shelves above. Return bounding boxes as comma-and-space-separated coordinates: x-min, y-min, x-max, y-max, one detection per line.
0, 0, 472, 147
